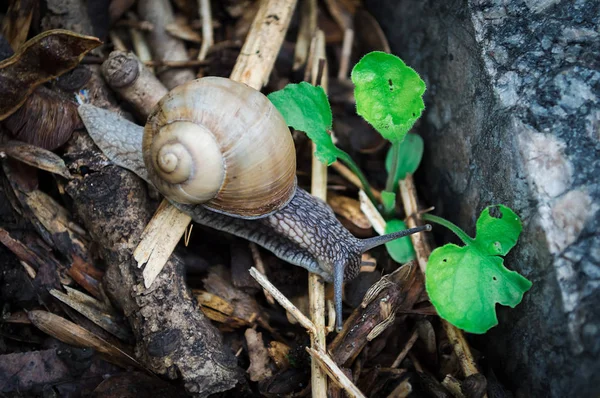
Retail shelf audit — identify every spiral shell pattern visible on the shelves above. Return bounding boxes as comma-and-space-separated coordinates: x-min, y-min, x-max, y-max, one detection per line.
143, 77, 297, 219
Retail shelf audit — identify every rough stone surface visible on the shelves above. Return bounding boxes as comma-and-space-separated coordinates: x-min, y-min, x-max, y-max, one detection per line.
365, 0, 599, 397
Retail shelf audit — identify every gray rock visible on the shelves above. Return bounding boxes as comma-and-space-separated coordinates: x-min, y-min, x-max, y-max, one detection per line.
365, 0, 600, 396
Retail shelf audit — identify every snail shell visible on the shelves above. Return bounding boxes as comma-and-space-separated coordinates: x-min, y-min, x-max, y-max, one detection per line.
142, 77, 297, 219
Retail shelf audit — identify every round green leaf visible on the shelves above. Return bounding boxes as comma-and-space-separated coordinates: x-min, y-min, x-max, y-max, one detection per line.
425, 244, 532, 334
351, 51, 426, 143
384, 219, 416, 263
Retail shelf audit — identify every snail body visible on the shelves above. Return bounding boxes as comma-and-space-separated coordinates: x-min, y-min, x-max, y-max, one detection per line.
78, 77, 430, 331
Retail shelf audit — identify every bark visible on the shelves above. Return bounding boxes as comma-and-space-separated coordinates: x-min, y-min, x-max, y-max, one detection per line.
63, 130, 241, 396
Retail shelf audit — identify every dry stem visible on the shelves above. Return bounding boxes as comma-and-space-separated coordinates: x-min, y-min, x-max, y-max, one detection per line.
197, 0, 213, 61
331, 161, 382, 201
398, 175, 482, 381
307, 348, 366, 398
249, 267, 316, 336
249, 267, 366, 397
308, 29, 329, 397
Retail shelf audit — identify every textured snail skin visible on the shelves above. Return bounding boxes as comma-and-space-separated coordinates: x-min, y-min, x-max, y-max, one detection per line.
172, 188, 364, 283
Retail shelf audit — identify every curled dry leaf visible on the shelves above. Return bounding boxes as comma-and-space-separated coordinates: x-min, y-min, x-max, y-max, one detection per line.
0, 140, 72, 178
194, 289, 250, 329
0, 29, 101, 120
1, 0, 37, 49
3, 82, 84, 150
353, 8, 391, 54
329, 263, 425, 366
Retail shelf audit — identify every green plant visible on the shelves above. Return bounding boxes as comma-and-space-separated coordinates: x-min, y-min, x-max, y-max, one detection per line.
422, 207, 532, 333
267, 51, 531, 334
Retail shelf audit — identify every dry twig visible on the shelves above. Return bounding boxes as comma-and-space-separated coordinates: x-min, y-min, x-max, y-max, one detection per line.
399, 176, 482, 381
197, 0, 213, 61
307, 29, 329, 397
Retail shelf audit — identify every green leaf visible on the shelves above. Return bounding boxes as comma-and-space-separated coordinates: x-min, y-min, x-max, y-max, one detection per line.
424, 205, 532, 334
384, 219, 416, 263
381, 191, 396, 214
385, 133, 424, 190
351, 51, 426, 143
473, 205, 522, 256
267, 82, 338, 164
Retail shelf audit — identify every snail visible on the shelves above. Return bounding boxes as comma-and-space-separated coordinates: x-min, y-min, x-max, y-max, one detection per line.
77, 76, 431, 331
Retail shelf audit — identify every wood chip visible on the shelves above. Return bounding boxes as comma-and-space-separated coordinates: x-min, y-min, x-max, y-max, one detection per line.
245, 328, 273, 382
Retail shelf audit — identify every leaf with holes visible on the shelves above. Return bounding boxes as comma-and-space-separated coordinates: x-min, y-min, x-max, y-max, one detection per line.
423, 205, 532, 334
351, 51, 426, 143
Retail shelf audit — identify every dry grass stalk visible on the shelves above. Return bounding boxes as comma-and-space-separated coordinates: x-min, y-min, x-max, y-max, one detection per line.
391, 329, 419, 368
293, 0, 317, 70
197, 0, 213, 61
398, 175, 482, 382
358, 190, 386, 234
307, 29, 329, 397
248, 267, 366, 396
306, 347, 367, 398
249, 267, 317, 336
133, 200, 192, 288
127, 12, 154, 72
229, 0, 298, 88
249, 242, 275, 305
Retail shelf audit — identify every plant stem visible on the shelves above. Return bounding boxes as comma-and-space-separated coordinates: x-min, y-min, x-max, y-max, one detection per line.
336, 149, 378, 206
385, 141, 399, 193
421, 213, 474, 246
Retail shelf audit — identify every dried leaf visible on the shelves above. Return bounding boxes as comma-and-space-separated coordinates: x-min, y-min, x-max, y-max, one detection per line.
165, 22, 202, 43
202, 271, 263, 323
267, 341, 291, 370
328, 194, 372, 230
0, 349, 71, 393
68, 254, 104, 299
195, 290, 235, 316
0, 140, 72, 178
3, 86, 84, 150
322, 0, 356, 31
0, 29, 101, 120
50, 287, 132, 341
27, 310, 144, 371
1, 0, 37, 49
